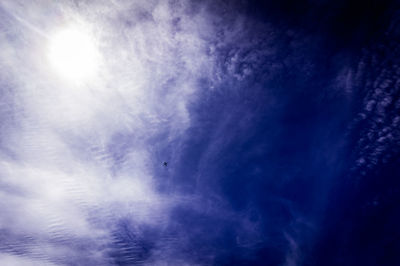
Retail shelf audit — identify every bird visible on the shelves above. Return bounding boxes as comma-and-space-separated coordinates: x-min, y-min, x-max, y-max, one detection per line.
163, 162, 168, 167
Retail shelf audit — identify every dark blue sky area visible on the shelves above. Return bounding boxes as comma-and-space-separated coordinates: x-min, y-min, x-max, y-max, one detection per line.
155, 1, 400, 265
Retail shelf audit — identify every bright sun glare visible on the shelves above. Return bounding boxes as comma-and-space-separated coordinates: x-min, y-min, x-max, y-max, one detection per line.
48, 27, 99, 81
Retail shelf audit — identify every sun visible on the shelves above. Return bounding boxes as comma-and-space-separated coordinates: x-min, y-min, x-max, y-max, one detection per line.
47, 27, 100, 81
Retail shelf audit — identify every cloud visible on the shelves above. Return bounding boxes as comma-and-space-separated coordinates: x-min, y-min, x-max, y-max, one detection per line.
0, 0, 221, 264
349, 27, 400, 175
0, 0, 360, 264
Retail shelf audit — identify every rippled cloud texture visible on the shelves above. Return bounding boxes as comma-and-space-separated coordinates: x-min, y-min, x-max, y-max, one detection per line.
0, 0, 400, 265
1, 1, 217, 264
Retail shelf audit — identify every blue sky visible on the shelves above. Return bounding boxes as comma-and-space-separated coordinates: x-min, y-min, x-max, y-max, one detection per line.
0, 0, 399, 265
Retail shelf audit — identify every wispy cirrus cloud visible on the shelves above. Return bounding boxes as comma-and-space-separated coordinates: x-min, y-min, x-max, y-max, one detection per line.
349, 20, 400, 176
0, 0, 219, 264
0, 0, 385, 264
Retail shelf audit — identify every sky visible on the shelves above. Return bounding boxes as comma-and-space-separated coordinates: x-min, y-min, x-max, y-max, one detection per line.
0, 0, 399, 265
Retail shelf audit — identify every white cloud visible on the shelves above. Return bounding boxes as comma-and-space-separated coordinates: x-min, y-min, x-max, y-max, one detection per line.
0, 0, 218, 264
